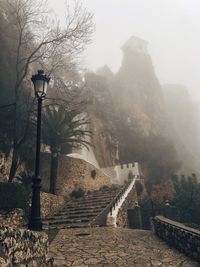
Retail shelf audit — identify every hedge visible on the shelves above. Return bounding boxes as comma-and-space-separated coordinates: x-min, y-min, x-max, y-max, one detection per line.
0, 182, 30, 213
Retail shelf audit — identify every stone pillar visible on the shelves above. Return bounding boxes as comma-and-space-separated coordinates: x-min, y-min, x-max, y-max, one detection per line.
127, 202, 142, 229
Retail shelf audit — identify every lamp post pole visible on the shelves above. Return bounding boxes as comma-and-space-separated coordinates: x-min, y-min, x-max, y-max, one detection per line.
28, 70, 50, 231
28, 97, 43, 231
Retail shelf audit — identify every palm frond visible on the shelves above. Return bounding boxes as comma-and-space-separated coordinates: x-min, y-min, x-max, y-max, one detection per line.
42, 104, 92, 150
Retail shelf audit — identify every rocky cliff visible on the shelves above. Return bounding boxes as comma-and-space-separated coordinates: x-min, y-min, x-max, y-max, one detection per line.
85, 36, 181, 184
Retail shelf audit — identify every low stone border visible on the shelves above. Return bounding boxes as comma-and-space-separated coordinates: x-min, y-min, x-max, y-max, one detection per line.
0, 224, 53, 266
153, 215, 200, 261
0, 209, 25, 228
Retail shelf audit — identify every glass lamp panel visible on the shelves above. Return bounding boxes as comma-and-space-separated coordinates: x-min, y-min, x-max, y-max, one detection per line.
34, 79, 45, 96
43, 81, 48, 95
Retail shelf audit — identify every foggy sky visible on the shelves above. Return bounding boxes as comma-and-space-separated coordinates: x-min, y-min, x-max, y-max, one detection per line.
48, 0, 200, 100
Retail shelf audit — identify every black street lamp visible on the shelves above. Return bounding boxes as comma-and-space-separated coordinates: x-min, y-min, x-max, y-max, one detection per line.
28, 70, 50, 231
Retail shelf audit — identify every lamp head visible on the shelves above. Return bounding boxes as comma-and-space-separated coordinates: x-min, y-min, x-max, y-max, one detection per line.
31, 70, 50, 99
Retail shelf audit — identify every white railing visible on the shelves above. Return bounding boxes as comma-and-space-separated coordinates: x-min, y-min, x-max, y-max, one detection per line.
107, 176, 137, 227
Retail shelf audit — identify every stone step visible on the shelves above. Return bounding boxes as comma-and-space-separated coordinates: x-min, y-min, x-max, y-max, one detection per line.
66, 192, 118, 202
88, 188, 119, 193
60, 207, 106, 214
72, 191, 118, 200
62, 203, 108, 210
45, 217, 90, 226
52, 214, 99, 219
64, 199, 112, 207
57, 209, 103, 216
65, 201, 107, 208
68, 195, 113, 200
83, 193, 117, 198
43, 186, 123, 230
46, 222, 91, 230
81, 196, 115, 202
53, 213, 99, 220
46, 212, 98, 221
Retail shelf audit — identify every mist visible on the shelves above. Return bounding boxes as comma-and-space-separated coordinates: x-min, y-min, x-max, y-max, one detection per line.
49, 0, 200, 100
45, 0, 200, 177
1, 0, 200, 257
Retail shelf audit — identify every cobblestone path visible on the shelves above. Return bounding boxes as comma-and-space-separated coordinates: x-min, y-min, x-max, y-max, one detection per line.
49, 227, 200, 267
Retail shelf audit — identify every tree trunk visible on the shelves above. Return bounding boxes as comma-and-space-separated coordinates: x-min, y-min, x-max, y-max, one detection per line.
49, 150, 59, 194
8, 148, 19, 182
8, 97, 18, 183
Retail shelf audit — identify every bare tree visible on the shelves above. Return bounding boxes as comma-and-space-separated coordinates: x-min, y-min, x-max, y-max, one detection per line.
1, 0, 94, 181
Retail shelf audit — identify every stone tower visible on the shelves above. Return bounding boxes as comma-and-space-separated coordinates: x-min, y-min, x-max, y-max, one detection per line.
114, 36, 166, 136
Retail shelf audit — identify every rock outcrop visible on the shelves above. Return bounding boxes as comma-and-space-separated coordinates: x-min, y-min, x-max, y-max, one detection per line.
85, 36, 179, 183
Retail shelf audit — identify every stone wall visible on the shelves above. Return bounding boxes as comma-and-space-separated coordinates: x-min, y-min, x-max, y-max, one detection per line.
41, 153, 111, 197
102, 163, 140, 185
0, 152, 11, 182
153, 216, 200, 261
0, 209, 26, 228
41, 192, 65, 219
116, 185, 138, 228
0, 193, 65, 228
0, 225, 52, 267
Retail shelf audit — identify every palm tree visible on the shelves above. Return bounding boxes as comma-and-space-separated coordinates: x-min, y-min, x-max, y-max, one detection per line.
42, 105, 91, 194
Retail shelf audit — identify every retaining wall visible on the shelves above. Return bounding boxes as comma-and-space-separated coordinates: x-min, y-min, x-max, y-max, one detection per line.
0, 209, 25, 228
153, 216, 200, 261
41, 153, 111, 197
0, 225, 52, 267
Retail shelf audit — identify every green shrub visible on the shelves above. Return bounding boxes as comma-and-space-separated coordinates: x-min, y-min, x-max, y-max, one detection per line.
100, 185, 110, 191
172, 173, 200, 225
70, 188, 85, 199
0, 182, 30, 214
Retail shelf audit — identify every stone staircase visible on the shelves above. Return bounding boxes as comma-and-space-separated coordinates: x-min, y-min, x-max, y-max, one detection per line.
43, 186, 121, 230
